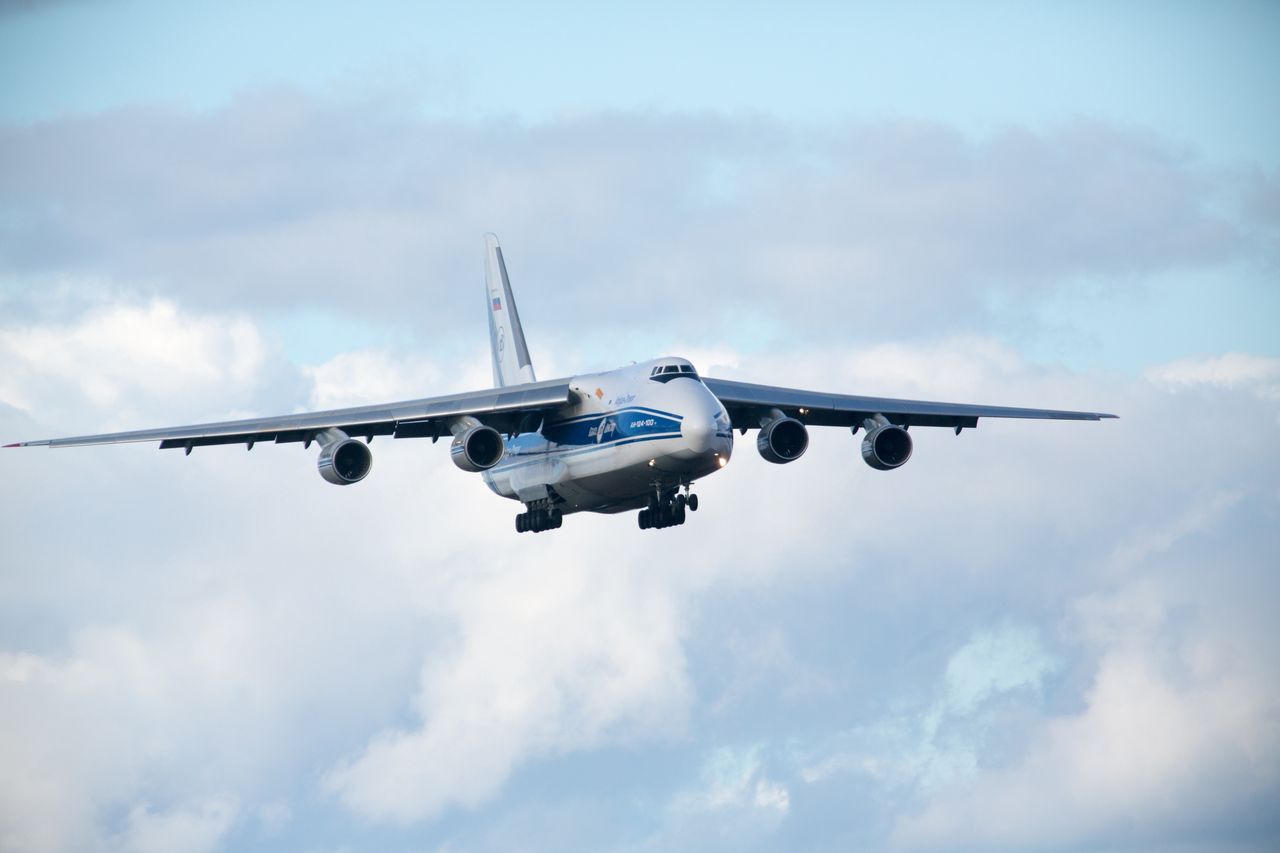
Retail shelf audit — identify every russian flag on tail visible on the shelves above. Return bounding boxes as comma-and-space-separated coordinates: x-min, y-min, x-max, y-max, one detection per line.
492, 297, 502, 311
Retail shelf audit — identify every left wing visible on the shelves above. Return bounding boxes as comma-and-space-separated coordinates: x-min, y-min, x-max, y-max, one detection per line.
5, 378, 573, 451
703, 377, 1116, 432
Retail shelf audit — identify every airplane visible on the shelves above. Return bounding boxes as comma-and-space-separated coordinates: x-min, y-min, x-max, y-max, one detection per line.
6, 234, 1116, 533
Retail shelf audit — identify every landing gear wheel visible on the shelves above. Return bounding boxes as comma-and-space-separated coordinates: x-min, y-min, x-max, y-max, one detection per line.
639, 488, 696, 531
517, 505, 564, 533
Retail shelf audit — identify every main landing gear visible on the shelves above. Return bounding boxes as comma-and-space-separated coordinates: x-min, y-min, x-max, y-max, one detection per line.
638, 487, 699, 530
516, 504, 562, 533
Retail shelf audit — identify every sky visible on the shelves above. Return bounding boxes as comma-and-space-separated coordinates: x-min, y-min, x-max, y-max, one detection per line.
1, 2, 1278, 851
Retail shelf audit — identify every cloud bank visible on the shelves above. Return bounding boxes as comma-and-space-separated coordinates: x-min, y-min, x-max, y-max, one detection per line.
1, 292, 1277, 851
2, 95, 1270, 356
2, 89, 1277, 851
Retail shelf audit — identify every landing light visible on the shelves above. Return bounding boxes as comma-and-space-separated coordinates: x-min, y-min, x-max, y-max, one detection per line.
717, 456, 727, 468
648, 459, 656, 467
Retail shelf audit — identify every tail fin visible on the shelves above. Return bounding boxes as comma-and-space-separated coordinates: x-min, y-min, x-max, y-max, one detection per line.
484, 233, 536, 387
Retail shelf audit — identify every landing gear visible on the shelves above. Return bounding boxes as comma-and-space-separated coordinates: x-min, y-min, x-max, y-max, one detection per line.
516, 504, 562, 533
637, 487, 697, 530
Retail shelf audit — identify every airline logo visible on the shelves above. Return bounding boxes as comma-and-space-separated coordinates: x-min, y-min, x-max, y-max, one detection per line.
492, 297, 502, 311
543, 407, 683, 448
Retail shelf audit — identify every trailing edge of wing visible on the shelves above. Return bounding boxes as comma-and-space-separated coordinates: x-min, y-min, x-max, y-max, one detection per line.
8, 379, 574, 450
703, 378, 1117, 430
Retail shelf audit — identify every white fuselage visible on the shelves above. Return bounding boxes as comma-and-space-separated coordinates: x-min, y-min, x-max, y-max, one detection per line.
482, 358, 734, 513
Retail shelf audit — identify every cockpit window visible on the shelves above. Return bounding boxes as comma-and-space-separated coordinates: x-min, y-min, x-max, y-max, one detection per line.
649, 362, 701, 383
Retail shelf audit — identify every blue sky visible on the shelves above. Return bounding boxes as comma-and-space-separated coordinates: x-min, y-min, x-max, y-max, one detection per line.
4, 1, 1278, 163
2, 0, 1277, 371
2, 3, 1278, 852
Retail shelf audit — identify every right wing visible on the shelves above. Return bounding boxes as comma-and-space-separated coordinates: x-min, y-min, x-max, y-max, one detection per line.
6, 378, 573, 451
703, 377, 1117, 431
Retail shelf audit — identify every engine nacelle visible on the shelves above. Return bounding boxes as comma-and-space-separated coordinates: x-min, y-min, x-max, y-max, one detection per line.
757, 411, 809, 464
861, 420, 913, 470
316, 431, 373, 485
450, 423, 506, 472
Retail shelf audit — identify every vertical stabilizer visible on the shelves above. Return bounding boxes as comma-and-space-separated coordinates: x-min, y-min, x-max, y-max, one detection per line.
484, 233, 536, 387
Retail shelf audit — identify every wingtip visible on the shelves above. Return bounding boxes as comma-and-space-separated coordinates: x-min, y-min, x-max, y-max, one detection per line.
3, 442, 20, 448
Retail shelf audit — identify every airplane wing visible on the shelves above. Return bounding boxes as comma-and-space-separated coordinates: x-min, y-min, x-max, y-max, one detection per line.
702, 377, 1117, 432
6, 378, 573, 451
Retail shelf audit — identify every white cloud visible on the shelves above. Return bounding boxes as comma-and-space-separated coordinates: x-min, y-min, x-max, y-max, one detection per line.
707, 628, 837, 716
1102, 489, 1243, 578
254, 800, 291, 836
0, 298, 293, 432
303, 348, 450, 410
794, 624, 1056, 792
0, 21, 1276, 853
110, 796, 240, 853
1145, 352, 1280, 400
0, 606, 275, 853
619, 743, 793, 852
893, 609, 1280, 850
1, 284, 1276, 852
671, 744, 790, 819
887, 480, 1280, 851
662, 343, 743, 378
322, 560, 691, 823
2, 102, 1263, 350
939, 624, 1056, 717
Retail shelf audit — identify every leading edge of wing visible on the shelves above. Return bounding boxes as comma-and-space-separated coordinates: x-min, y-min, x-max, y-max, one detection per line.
6, 378, 574, 449
702, 377, 1118, 428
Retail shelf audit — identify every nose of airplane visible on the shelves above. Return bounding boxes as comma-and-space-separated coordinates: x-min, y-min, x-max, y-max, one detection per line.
680, 383, 732, 454
664, 379, 733, 473
682, 406, 716, 452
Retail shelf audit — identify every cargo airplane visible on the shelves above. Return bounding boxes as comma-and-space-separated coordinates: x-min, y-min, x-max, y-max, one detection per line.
7, 234, 1116, 532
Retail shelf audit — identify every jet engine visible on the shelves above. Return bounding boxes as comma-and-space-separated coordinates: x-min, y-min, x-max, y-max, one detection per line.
316, 430, 373, 485
450, 422, 506, 472
860, 416, 913, 471
757, 409, 809, 464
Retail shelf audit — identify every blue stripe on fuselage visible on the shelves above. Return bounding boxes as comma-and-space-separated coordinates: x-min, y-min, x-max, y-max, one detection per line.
489, 431, 682, 474
542, 406, 683, 447
544, 406, 683, 428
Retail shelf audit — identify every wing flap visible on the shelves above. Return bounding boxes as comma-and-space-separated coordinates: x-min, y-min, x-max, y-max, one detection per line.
703, 377, 1116, 430
11, 379, 574, 450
